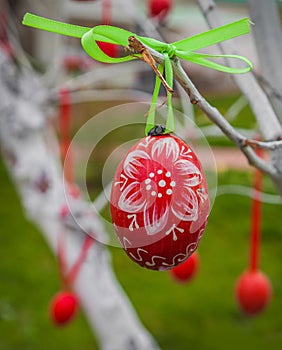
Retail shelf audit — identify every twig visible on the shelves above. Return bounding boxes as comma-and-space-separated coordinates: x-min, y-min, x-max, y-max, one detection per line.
243, 138, 282, 150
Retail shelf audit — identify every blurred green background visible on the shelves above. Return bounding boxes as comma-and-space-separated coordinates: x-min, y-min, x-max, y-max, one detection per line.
1, 0, 282, 348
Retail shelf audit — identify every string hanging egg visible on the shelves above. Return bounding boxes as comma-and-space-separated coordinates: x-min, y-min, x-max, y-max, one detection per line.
234, 147, 272, 316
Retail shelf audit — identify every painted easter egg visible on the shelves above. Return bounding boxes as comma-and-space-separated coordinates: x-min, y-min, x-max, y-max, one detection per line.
110, 134, 210, 271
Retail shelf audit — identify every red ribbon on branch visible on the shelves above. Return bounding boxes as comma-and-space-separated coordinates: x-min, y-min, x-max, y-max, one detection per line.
249, 146, 264, 272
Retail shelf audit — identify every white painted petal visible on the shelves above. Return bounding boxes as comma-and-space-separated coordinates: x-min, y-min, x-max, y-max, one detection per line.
118, 182, 145, 213
151, 137, 179, 163
144, 202, 169, 236
172, 187, 198, 222
123, 150, 151, 179
174, 160, 202, 187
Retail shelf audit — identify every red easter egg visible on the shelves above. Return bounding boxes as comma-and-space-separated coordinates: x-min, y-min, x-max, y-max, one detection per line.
170, 251, 200, 282
148, 0, 172, 20
97, 41, 119, 58
110, 134, 210, 271
50, 291, 78, 325
235, 270, 272, 316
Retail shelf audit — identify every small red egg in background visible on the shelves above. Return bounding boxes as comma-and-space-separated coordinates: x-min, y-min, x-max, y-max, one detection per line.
63, 56, 90, 72
148, 0, 173, 21
170, 251, 200, 283
49, 291, 79, 326
235, 270, 272, 316
110, 134, 210, 271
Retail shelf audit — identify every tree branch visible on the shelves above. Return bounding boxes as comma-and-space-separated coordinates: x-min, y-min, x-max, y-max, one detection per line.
171, 58, 277, 175
243, 138, 282, 151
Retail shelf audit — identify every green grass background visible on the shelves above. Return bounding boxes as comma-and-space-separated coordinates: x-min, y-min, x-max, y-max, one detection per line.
1, 156, 282, 350
0, 94, 282, 349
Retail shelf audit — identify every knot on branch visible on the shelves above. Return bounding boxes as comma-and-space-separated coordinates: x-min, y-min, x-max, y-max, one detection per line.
162, 44, 176, 59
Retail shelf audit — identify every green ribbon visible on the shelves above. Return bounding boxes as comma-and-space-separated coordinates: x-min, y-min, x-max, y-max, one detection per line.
22, 13, 253, 134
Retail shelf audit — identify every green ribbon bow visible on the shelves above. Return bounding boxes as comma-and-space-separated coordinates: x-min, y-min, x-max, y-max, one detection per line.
22, 13, 253, 134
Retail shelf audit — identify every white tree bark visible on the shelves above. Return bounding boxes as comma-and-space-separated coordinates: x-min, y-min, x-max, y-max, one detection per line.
247, 0, 282, 125
0, 49, 159, 350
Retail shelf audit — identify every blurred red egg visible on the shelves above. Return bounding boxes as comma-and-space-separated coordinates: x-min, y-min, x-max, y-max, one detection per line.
235, 270, 272, 316
50, 291, 78, 325
148, 0, 173, 20
110, 134, 210, 271
63, 56, 90, 72
170, 251, 200, 282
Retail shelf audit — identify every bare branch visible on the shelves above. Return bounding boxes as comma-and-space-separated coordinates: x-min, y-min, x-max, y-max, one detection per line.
171, 58, 277, 175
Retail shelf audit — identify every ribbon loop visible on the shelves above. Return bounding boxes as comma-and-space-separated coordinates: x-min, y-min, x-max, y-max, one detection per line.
93, 25, 134, 46
23, 13, 253, 74
81, 28, 132, 64
177, 52, 253, 74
